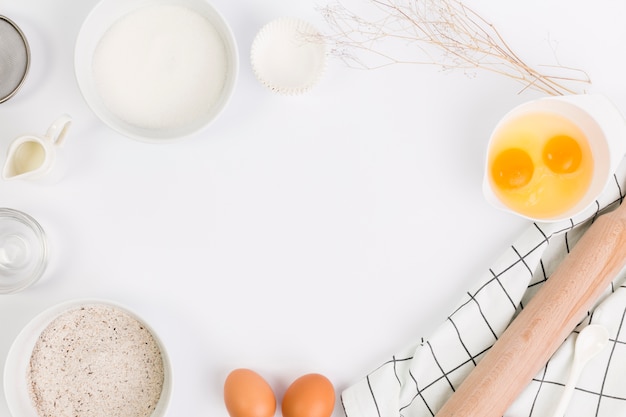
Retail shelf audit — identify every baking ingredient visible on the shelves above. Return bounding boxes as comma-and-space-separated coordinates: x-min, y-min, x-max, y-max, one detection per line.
487, 111, 594, 219
92, 5, 228, 130
7, 141, 45, 176
224, 368, 276, 417
491, 148, 534, 189
27, 304, 165, 417
543, 134, 583, 174
281, 373, 335, 417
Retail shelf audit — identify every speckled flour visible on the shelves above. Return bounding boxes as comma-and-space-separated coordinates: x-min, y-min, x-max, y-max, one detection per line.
92, 4, 228, 129
27, 304, 165, 417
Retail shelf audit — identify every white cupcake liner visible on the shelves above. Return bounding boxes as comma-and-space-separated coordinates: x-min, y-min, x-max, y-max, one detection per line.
251, 17, 327, 95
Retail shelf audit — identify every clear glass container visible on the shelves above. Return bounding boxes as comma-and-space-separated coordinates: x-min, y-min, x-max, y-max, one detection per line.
0, 208, 47, 294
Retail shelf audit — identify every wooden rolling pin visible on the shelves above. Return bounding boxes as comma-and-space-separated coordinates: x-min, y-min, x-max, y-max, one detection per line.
435, 201, 626, 417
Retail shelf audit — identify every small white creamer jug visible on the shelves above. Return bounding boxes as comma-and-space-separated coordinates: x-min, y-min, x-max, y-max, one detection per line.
2, 114, 72, 183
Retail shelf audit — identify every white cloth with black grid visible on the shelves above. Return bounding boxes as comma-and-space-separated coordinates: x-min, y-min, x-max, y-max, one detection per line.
342, 158, 626, 417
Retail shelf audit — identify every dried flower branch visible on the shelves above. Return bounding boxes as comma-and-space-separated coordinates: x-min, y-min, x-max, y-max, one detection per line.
317, 0, 590, 96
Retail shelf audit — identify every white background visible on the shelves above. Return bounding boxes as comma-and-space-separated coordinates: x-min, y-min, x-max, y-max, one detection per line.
2, 1, 626, 416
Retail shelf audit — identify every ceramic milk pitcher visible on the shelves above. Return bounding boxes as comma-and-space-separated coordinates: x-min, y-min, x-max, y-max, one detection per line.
2, 114, 72, 182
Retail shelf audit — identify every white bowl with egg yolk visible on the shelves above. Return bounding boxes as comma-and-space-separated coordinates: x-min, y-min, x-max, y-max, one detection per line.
483, 94, 626, 222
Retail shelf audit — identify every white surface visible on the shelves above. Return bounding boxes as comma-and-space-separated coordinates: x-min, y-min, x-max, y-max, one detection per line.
1, 1, 625, 417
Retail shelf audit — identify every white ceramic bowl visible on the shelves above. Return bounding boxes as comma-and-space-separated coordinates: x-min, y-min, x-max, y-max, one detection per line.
74, 0, 239, 142
4, 299, 172, 417
483, 94, 626, 222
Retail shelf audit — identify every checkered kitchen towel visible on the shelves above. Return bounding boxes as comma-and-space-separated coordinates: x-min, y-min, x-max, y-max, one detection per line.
342, 158, 626, 417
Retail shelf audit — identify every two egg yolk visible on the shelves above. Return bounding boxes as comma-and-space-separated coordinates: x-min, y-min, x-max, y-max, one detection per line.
492, 135, 583, 190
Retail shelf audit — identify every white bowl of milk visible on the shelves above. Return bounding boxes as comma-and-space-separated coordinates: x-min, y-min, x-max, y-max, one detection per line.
74, 0, 239, 142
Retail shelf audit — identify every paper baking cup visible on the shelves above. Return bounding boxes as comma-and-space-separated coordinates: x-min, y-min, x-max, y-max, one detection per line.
251, 18, 327, 95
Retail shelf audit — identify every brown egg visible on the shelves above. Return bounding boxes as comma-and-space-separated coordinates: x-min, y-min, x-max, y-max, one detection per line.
224, 368, 276, 417
281, 373, 335, 417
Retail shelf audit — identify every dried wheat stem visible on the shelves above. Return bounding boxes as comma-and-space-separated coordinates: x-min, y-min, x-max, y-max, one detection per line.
318, 0, 590, 96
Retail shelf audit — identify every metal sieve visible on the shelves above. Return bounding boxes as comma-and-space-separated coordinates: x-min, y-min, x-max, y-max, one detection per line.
0, 15, 30, 103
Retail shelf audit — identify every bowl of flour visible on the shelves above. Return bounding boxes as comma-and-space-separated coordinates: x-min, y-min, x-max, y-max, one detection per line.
74, 0, 238, 142
4, 299, 172, 417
